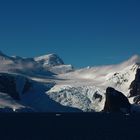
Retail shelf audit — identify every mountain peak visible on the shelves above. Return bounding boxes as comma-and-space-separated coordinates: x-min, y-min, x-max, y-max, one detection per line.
34, 53, 64, 66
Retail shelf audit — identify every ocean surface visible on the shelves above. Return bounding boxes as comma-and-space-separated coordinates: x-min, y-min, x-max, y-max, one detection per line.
0, 113, 139, 140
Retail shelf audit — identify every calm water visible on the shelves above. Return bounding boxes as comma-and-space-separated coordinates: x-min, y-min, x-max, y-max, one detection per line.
0, 113, 139, 140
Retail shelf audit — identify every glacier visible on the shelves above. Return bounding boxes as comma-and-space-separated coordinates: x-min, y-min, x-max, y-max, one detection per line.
0, 50, 139, 112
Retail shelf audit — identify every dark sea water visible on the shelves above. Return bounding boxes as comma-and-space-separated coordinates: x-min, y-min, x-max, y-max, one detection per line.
0, 113, 139, 140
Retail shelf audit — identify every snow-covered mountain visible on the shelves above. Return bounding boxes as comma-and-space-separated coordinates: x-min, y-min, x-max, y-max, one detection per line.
35, 53, 64, 67
0, 51, 74, 76
0, 50, 140, 112
35, 53, 74, 74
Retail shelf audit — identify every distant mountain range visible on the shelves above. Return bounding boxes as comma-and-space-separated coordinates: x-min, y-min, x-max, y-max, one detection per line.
0, 50, 140, 113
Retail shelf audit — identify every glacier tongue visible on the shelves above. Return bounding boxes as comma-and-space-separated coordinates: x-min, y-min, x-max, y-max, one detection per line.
47, 85, 105, 112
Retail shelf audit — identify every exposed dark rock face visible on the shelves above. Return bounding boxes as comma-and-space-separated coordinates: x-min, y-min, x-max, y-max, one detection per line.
134, 95, 140, 104
0, 74, 20, 100
103, 87, 131, 113
22, 79, 32, 94
129, 68, 140, 97
93, 92, 102, 102
0, 73, 32, 100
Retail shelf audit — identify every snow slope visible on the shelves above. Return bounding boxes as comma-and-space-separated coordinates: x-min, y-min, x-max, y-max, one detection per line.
0, 92, 27, 112
0, 51, 140, 112
0, 72, 81, 112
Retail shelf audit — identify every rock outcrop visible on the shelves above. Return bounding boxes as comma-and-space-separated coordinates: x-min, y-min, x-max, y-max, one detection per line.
133, 95, 140, 104
103, 87, 131, 113
129, 68, 140, 97
0, 73, 32, 100
0, 74, 20, 100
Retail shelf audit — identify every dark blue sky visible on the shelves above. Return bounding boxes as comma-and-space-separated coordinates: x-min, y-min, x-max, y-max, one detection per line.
0, 0, 140, 68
